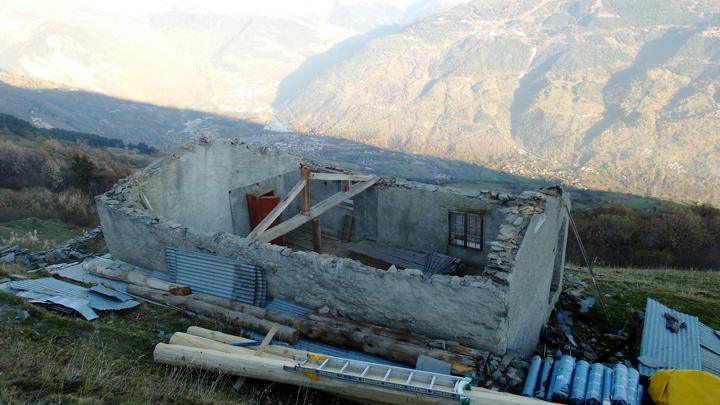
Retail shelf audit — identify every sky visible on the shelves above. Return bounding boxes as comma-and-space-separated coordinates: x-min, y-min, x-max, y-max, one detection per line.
48, 0, 442, 18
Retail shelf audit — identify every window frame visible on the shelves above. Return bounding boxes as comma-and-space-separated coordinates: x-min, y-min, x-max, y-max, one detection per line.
448, 210, 484, 251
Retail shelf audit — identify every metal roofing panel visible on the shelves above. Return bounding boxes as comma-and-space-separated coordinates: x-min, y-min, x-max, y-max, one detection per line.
638, 298, 702, 376
699, 323, 720, 376
265, 298, 312, 320
166, 247, 267, 307
90, 285, 134, 302
2, 278, 138, 311
14, 290, 99, 320
46, 261, 131, 292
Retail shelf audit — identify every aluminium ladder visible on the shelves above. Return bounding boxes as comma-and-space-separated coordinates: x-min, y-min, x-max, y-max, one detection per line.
285, 354, 472, 404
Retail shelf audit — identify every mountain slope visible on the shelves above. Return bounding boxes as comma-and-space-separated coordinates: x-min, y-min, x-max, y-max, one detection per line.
0, 0, 460, 118
278, 0, 720, 204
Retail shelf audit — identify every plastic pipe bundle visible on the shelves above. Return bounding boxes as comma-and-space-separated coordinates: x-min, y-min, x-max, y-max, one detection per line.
585, 363, 605, 405
522, 355, 542, 397
602, 367, 614, 403
546, 356, 561, 401
569, 360, 590, 404
625, 368, 640, 405
611, 364, 629, 405
550, 355, 576, 402
536, 357, 554, 399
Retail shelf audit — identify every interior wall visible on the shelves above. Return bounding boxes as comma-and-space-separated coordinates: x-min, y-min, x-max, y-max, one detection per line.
141, 144, 300, 234
368, 185, 502, 268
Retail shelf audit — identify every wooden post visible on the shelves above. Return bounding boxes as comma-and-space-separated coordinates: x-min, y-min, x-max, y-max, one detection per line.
301, 166, 311, 215
341, 180, 351, 192
312, 218, 322, 252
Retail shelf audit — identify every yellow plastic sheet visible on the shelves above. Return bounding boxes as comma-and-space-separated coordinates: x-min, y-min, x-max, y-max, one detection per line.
648, 370, 720, 405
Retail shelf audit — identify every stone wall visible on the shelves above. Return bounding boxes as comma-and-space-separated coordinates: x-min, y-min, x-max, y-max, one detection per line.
97, 197, 509, 352
97, 140, 569, 356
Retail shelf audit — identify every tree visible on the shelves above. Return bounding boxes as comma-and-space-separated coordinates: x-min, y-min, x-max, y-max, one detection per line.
70, 155, 99, 190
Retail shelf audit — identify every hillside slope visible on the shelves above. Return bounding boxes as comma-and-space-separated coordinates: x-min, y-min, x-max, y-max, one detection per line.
278, 0, 720, 204
0, 113, 155, 231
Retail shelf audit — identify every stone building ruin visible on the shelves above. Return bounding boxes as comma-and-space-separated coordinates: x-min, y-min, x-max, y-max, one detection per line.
97, 140, 570, 356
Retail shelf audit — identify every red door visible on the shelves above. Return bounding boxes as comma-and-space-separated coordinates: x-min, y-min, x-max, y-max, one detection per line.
247, 189, 284, 245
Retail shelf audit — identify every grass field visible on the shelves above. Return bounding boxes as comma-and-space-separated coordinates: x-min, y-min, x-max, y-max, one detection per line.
0, 217, 85, 251
0, 264, 334, 405
566, 266, 720, 330
1, 263, 717, 404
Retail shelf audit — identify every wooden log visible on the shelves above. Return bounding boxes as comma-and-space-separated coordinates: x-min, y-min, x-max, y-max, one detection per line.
186, 326, 311, 359
87, 264, 191, 296
189, 293, 301, 327
296, 320, 476, 375
126, 285, 299, 343
169, 332, 287, 361
154, 343, 547, 405
183, 294, 475, 373
182, 294, 475, 374
308, 313, 485, 361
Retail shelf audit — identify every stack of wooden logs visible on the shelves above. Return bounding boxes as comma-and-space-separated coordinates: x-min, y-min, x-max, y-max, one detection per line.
125, 282, 484, 374
88, 266, 543, 404
156, 326, 543, 405
87, 264, 485, 374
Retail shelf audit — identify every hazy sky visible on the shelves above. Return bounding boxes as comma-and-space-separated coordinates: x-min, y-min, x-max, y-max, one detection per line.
47, 0, 442, 18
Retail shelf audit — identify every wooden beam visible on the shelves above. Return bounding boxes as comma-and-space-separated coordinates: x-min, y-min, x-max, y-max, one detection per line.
301, 166, 311, 215
312, 218, 321, 252
246, 179, 306, 240
311, 172, 375, 182
257, 177, 379, 243
255, 323, 280, 356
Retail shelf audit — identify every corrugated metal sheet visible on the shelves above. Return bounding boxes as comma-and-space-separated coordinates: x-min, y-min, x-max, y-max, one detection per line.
639, 298, 702, 376
90, 285, 134, 302
699, 323, 720, 376
46, 260, 131, 292
1, 277, 139, 312
265, 298, 311, 320
166, 247, 267, 307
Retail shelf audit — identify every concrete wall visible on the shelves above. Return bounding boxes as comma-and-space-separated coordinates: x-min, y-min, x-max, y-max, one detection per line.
97, 198, 509, 352
370, 184, 502, 268
504, 194, 570, 355
140, 144, 300, 234
97, 141, 568, 356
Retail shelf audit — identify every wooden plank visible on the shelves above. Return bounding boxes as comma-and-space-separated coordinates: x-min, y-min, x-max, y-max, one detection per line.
247, 179, 306, 240
311, 172, 375, 182
256, 177, 379, 243
312, 218, 321, 252
301, 167, 311, 215
255, 323, 280, 356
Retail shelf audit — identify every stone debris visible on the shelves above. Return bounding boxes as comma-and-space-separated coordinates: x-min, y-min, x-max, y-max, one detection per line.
0, 228, 105, 270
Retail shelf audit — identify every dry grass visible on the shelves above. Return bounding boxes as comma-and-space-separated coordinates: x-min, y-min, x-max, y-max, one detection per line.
0, 291, 337, 405
566, 266, 720, 329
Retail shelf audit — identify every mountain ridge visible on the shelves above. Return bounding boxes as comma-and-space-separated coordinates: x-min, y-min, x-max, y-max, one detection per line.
277, 0, 720, 204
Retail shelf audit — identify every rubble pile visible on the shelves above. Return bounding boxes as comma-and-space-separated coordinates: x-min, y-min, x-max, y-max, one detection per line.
0, 227, 105, 269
